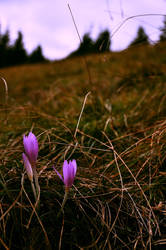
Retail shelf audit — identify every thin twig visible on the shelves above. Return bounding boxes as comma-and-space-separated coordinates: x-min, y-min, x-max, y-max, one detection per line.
105, 137, 161, 235
111, 14, 166, 40
0, 237, 9, 250
68, 3, 93, 85
0, 191, 22, 221
0, 77, 8, 123
0, 77, 8, 105
103, 132, 148, 231
21, 174, 50, 246
74, 91, 91, 138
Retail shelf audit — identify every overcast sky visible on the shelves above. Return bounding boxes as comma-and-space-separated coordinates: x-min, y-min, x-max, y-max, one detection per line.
0, 0, 166, 60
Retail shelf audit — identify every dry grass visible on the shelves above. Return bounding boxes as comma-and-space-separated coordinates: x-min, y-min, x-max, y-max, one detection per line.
0, 42, 166, 249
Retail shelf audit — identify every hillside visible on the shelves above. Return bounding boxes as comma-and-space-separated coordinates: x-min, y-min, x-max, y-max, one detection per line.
0, 42, 166, 249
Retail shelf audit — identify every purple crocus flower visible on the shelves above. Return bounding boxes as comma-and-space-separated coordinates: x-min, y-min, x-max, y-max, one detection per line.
22, 153, 33, 181
23, 132, 38, 166
54, 160, 77, 189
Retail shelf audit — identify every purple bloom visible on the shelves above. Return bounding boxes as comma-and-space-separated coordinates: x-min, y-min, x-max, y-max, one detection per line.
23, 132, 38, 166
54, 160, 77, 189
22, 153, 33, 181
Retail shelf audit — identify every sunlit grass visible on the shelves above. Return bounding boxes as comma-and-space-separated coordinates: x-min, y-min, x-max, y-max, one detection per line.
0, 42, 166, 249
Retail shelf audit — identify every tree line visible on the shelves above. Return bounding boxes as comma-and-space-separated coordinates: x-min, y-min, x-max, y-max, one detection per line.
0, 16, 166, 67
0, 29, 46, 68
68, 29, 111, 57
69, 16, 166, 57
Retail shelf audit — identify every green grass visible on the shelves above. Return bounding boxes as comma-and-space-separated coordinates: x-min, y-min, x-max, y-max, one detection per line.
0, 42, 166, 249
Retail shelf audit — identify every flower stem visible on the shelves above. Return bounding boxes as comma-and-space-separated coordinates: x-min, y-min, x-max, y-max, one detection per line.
32, 165, 40, 207
31, 180, 37, 200
33, 168, 40, 196
57, 188, 69, 218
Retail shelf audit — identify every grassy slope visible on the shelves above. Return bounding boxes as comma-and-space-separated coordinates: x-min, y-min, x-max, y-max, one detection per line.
0, 42, 166, 249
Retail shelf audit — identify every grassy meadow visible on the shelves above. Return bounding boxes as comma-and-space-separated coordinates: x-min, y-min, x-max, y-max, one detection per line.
0, 42, 166, 249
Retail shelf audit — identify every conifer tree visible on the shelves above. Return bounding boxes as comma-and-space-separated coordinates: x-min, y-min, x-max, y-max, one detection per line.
69, 30, 111, 57
0, 29, 10, 67
28, 45, 46, 63
94, 29, 111, 53
129, 26, 149, 47
159, 16, 166, 42
79, 33, 94, 54
69, 32, 94, 57
11, 31, 27, 65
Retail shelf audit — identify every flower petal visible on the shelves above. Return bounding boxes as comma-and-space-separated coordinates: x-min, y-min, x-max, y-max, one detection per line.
71, 159, 77, 176
53, 166, 64, 183
63, 160, 69, 186
29, 132, 38, 158
22, 153, 33, 181
63, 160, 76, 188
23, 132, 38, 164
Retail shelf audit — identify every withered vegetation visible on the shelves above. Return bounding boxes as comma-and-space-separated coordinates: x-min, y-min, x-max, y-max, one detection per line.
0, 42, 166, 249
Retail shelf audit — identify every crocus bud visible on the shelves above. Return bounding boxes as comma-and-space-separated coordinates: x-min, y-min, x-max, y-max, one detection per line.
22, 153, 33, 182
23, 132, 38, 166
54, 160, 77, 189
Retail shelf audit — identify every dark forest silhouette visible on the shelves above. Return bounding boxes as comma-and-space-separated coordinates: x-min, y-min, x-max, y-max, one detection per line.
160, 16, 166, 42
0, 28, 46, 68
68, 29, 111, 57
0, 16, 166, 68
129, 17, 166, 48
128, 26, 149, 47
